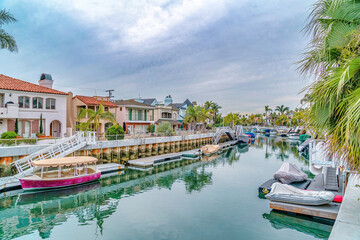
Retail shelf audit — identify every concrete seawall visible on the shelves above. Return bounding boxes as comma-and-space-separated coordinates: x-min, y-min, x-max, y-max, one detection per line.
0, 133, 224, 167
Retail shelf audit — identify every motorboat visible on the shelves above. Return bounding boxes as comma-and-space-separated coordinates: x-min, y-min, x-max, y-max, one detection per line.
288, 132, 300, 140
265, 182, 335, 206
19, 156, 101, 191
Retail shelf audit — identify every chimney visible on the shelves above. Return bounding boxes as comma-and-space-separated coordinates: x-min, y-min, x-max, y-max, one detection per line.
39, 73, 54, 89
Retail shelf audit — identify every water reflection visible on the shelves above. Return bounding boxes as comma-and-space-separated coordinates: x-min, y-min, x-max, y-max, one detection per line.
263, 210, 333, 239
0, 136, 315, 239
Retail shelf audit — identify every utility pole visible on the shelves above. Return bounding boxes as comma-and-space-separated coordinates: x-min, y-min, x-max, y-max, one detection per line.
105, 90, 115, 101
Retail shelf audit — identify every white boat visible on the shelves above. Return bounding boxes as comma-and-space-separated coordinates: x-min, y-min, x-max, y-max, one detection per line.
266, 182, 334, 206
288, 133, 300, 140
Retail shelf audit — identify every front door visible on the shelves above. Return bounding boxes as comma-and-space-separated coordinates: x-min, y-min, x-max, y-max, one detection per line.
50, 121, 61, 137
24, 121, 30, 138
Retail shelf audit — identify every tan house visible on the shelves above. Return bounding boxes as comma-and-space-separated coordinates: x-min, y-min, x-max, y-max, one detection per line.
114, 99, 154, 134
154, 103, 180, 130
67, 94, 117, 135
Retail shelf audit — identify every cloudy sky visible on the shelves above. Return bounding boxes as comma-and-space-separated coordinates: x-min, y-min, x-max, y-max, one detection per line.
0, 0, 313, 114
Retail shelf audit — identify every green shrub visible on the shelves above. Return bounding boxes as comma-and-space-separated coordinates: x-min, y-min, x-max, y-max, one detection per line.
147, 124, 155, 133
156, 122, 173, 136
1, 131, 18, 139
105, 124, 125, 140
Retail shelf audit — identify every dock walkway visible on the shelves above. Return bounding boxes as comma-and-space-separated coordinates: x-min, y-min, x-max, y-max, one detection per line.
329, 174, 360, 240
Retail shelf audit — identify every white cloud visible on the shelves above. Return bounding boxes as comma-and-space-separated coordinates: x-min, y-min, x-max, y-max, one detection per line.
34, 0, 237, 50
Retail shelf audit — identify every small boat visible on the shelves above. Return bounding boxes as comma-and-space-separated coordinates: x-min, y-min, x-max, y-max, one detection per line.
288, 133, 300, 140
19, 156, 101, 191
200, 145, 221, 156
269, 130, 277, 136
245, 132, 255, 138
266, 182, 335, 206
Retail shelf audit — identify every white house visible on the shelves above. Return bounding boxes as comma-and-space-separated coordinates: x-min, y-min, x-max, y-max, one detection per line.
0, 74, 68, 138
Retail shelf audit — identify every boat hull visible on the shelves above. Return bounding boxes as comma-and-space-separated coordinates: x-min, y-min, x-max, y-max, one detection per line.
20, 171, 101, 191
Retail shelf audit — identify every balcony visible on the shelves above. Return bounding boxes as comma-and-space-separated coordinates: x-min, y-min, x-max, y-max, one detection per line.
0, 103, 19, 118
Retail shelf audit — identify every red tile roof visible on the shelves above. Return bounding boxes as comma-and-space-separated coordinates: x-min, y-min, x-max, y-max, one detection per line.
0, 74, 67, 95
74, 95, 117, 107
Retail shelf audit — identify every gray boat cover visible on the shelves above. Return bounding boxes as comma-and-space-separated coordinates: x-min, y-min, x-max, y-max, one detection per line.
266, 182, 335, 206
273, 163, 308, 184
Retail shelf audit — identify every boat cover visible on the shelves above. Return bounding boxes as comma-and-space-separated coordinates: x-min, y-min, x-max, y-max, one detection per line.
266, 182, 335, 206
273, 163, 308, 184
200, 145, 221, 155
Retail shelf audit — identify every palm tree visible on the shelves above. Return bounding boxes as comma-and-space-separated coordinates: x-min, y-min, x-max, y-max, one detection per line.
0, 9, 17, 52
275, 105, 289, 115
299, 0, 360, 169
77, 102, 116, 134
265, 105, 272, 124
224, 112, 239, 128
184, 106, 208, 130
210, 102, 221, 122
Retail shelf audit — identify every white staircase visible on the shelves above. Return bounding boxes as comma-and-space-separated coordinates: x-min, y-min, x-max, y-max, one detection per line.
12, 131, 96, 177
212, 128, 224, 145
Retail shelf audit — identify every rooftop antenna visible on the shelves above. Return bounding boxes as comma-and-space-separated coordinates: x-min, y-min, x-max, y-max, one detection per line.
105, 90, 115, 100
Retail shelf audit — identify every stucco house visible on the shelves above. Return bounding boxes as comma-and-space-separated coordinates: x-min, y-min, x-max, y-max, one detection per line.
114, 99, 155, 134
67, 94, 118, 135
154, 98, 180, 131
0, 73, 67, 138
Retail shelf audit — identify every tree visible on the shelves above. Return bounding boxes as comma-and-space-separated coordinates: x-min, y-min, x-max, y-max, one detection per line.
77, 102, 116, 134
39, 114, 43, 134
105, 124, 124, 140
224, 112, 239, 127
156, 122, 173, 136
14, 118, 18, 135
275, 105, 289, 115
0, 9, 17, 52
184, 105, 208, 130
299, 0, 360, 169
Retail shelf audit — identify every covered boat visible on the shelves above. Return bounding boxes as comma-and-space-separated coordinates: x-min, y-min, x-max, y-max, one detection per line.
19, 156, 101, 191
273, 162, 308, 184
265, 183, 335, 206
200, 145, 221, 156
266, 183, 335, 205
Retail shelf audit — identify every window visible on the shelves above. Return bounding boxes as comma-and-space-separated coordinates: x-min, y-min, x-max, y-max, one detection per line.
18, 96, 30, 108
120, 107, 122, 111
161, 112, 172, 119
46, 98, 56, 110
105, 107, 109, 111
33, 97, 43, 109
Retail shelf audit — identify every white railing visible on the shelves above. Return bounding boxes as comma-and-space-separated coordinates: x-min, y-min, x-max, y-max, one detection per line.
11, 132, 90, 176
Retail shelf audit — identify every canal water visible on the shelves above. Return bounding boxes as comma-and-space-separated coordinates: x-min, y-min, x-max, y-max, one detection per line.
0, 136, 333, 240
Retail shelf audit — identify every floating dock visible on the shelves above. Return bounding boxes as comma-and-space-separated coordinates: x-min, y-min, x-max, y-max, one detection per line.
270, 201, 340, 220
128, 140, 238, 168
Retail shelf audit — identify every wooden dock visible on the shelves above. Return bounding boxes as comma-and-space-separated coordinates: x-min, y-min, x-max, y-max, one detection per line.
270, 201, 340, 220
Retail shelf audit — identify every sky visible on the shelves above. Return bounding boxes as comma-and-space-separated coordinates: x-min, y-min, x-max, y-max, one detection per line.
0, 0, 314, 114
